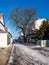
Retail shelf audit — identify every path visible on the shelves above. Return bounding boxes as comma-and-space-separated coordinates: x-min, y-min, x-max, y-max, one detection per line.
7, 44, 49, 65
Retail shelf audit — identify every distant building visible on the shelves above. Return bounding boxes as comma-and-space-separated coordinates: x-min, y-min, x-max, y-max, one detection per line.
0, 14, 12, 47
35, 18, 46, 29
26, 32, 36, 43
26, 18, 47, 43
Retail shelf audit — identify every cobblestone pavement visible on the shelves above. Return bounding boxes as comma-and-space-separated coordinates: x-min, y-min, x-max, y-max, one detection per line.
7, 44, 49, 65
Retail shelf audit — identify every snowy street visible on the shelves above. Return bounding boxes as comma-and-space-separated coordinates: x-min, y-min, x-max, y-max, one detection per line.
7, 44, 49, 65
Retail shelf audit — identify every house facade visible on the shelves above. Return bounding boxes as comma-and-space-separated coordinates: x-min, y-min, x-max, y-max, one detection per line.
0, 14, 12, 47
35, 18, 46, 29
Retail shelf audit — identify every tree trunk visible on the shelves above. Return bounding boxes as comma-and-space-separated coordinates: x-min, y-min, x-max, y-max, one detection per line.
24, 35, 26, 42
23, 30, 26, 43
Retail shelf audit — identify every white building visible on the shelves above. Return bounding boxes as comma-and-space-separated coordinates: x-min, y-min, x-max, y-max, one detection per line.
35, 18, 46, 29
0, 14, 12, 47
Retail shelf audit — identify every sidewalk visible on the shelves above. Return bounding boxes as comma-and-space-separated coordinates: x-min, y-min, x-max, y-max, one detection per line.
7, 45, 14, 65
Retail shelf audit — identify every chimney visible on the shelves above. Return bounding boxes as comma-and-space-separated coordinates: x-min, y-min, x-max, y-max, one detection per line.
0, 14, 4, 25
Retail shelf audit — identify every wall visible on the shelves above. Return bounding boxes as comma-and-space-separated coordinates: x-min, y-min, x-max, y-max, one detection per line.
0, 24, 4, 31
7, 33, 12, 44
37, 40, 49, 47
0, 33, 7, 47
35, 19, 46, 29
41, 40, 46, 47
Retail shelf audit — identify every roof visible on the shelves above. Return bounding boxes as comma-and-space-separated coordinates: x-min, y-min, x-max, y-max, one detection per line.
0, 29, 5, 33
0, 29, 12, 37
0, 21, 5, 27
0, 14, 3, 19
4, 27, 12, 37
0, 14, 12, 37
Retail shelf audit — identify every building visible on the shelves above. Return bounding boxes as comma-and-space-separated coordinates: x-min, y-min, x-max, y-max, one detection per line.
26, 30, 36, 43
35, 18, 46, 29
26, 18, 47, 43
37, 40, 49, 47
0, 14, 12, 47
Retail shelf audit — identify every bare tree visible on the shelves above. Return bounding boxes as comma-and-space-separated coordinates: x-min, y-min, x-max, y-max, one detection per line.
9, 8, 37, 42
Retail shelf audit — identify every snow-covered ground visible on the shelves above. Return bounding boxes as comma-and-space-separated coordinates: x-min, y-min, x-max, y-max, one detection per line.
7, 44, 49, 65
15, 44, 49, 64
43, 47, 49, 51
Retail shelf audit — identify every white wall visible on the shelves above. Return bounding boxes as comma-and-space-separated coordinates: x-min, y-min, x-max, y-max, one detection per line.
0, 24, 4, 31
0, 14, 5, 31
10, 38, 13, 44
0, 33, 7, 47
35, 19, 46, 29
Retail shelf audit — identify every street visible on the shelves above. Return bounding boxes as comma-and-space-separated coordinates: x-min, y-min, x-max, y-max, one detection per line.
7, 44, 49, 65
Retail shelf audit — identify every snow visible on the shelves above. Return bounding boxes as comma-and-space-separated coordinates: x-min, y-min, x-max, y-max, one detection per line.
7, 44, 49, 65
15, 44, 49, 64
43, 47, 49, 51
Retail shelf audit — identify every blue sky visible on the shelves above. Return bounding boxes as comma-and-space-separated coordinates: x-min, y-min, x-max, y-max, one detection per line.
0, 0, 49, 37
